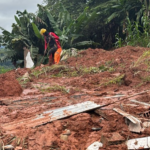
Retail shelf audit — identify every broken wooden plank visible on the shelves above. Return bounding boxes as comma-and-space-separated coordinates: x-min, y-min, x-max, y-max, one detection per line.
2, 101, 102, 130
104, 95, 125, 99
94, 109, 109, 120
123, 104, 138, 107
113, 108, 142, 133
113, 108, 140, 124
130, 99, 150, 106
128, 121, 142, 133
143, 122, 150, 128
126, 136, 150, 149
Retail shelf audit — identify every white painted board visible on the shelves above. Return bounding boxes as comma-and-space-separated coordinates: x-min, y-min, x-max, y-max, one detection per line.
87, 142, 103, 150
127, 136, 150, 149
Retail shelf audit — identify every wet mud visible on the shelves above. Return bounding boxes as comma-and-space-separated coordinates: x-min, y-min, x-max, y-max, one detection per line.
1, 46, 150, 149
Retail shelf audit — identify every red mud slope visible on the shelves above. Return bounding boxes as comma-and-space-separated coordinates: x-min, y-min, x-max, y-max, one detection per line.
63, 46, 146, 67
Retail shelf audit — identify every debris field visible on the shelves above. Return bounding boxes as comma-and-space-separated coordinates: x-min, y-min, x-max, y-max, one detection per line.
1, 46, 150, 150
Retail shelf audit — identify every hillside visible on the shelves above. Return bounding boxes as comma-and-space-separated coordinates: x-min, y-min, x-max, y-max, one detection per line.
0, 46, 150, 150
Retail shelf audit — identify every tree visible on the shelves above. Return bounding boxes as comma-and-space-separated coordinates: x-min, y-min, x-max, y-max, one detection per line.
0, 10, 44, 66
1, 0, 150, 67
83, 0, 146, 48
42, 0, 147, 49
36, 4, 98, 48
43, 0, 88, 19
0, 5, 98, 66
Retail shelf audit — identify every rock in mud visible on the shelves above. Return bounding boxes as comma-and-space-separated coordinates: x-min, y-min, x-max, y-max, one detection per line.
92, 127, 102, 131
62, 129, 71, 135
15, 147, 22, 150
101, 132, 125, 146
124, 73, 132, 86
60, 134, 68, 141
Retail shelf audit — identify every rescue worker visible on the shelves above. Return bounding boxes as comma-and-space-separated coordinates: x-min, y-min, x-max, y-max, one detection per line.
40, 28, 62, 65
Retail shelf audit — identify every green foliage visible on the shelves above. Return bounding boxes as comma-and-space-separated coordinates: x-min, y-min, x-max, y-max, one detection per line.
43, 0, 88, 19
1, 0, 150, 67
136, 74, 150, 87
142, 76, 150, 83
0, 10, 44, 66
0, 48, 17, 62
38, 4, 98, 49
17, 76, 30, 88
29, 63, 115, 79
50, 65, 115, 77
125, 17, 145, 46
39, 84, 69, 94
32, 23, 43, 40
0, 3, 99, 67
132, 49, 150, 68
86, 0, 144, 49
100, 74, 125, 86
115, 33, 124, 48
52, 66, 97, 77
108, 67, 116, 72
116, 14, 150, 48
30, 65, 70, 78
81, 67, 100, 74
0, 66, 12, 74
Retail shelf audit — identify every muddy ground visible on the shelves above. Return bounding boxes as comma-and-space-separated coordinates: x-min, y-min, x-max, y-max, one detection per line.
1, 46, 150, 150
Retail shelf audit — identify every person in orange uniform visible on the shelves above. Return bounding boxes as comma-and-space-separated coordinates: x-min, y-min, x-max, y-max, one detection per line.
40, 28, 62, 65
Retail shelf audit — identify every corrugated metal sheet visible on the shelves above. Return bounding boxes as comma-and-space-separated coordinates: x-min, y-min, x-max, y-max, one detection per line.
33, 101, 101, 125
3, 101, 102, 130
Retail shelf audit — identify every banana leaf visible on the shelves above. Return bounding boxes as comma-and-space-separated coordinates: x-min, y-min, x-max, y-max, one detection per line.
32, 23, 43, 40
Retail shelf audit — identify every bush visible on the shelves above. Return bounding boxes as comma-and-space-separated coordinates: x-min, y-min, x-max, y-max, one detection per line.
115, 15, 150, 48
0, 66, 12, 74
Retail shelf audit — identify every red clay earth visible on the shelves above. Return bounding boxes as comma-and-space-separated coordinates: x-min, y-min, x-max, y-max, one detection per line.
1, 46, 150, 149
60, 46, 150, 93
0, 74, 23, 97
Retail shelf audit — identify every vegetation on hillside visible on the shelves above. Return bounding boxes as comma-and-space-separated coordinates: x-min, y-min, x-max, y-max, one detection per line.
0, 0, 150, 68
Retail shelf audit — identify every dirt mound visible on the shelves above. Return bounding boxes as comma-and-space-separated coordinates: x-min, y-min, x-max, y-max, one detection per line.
3, 68, 31, 79
0, 74, 23, 97
62, 46, 147, 67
